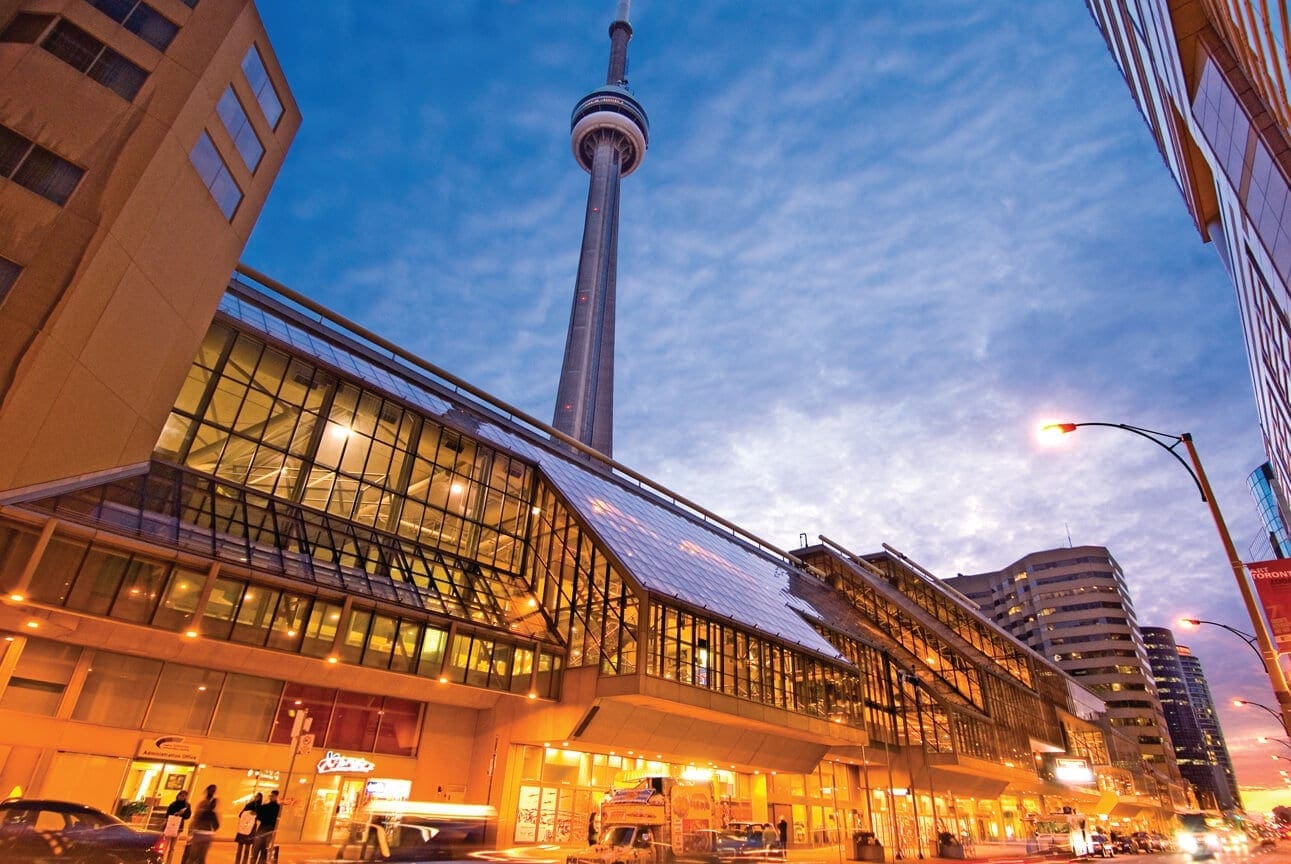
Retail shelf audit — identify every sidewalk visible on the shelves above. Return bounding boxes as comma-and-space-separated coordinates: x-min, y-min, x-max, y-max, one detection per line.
168, 837, 1071, 864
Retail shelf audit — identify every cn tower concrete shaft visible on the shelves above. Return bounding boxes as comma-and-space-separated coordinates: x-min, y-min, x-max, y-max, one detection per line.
552, 10, 647, 457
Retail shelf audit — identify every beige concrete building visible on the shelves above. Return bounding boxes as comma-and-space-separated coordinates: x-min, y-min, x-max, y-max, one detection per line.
947, 548, 1183, 785
0, 0, 299, 494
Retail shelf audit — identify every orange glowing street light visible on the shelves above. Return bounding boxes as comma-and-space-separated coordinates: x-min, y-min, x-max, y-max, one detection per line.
1040, 420, 1291, 735
1178, 616, 1261, 661
1234, 698, 1288, 733
1257, 736, 1291, 752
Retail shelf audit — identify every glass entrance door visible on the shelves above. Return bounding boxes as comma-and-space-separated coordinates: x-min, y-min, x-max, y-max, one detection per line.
117, 760, 196, 829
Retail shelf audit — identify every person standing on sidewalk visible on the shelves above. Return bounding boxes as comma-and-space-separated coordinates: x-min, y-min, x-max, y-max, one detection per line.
183, 785, 219, 864
163, 791, 191, 864
234, 793, 262, 864
250, 789, 281, 864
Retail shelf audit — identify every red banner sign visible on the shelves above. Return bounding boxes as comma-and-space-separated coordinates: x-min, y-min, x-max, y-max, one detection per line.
1248, 558, 1291, 653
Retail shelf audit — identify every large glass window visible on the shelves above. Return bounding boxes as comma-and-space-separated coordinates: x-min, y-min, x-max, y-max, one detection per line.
0, 122, 82, 202
240, 45, 283, 128
40, 20, 148, 100
0, 638, 80, 715
208, 672, 281, 741
66, 548, 130, 615
144, 663, 224, 733
152, 566, 208, 630
301, 601, 342, 657
109, 558, 169, 624
216, 86, 264, 171
26, 538, 89, 606
266, 592, 310, 652
86, 0, 179, 52
189, 132, 242, 219
202, 576, 244, 639
328, 691, 381, 752
374, 697, 421, 757
231, 583, 278, 645
72, 652, 162, 728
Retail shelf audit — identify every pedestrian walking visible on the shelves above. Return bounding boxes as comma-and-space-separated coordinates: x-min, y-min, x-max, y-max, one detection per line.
588, 812, 598, 845
251, 789, 281, 864
762, 823, 779, 850
163, 791, 191, 864
778, 818, 789, 849
234, 793, 262, 864
182, 785, 219, 864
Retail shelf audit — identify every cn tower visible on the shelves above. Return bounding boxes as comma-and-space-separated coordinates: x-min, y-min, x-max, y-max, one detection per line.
551, 0, 649, 457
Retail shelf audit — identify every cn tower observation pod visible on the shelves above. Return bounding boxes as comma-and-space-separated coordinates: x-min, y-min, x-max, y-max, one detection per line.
570, 84, 650, 177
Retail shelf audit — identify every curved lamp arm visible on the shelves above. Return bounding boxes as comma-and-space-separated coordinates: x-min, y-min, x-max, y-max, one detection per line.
1043, 422, 1205, 501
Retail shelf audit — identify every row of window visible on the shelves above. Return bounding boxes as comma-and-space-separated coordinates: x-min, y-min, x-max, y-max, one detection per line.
1027, 555, 1114, 572
645, 601, 864, 726
158, 323, 535, 575
188, 45, 282, 219
1, 636, 421, 756
2, 15, 148, 101
87, 0, 179, 52
1, 521, 562, 700
0, 123, 84, 205
1037, 600, 1126, 615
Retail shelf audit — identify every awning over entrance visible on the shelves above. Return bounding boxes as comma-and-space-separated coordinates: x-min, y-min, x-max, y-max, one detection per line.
564, 675, 865, 774
567, 697, 844, 773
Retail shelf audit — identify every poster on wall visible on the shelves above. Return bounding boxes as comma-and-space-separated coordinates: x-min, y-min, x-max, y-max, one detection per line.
1249, 558, 1291, 653
515, 786, 542, 843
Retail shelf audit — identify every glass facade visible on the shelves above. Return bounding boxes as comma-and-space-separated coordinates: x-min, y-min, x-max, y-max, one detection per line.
4, 635, 421, 756
644, 600, 863, 725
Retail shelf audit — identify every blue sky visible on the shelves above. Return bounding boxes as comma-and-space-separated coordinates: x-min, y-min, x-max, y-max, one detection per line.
245, 1, 1282, 790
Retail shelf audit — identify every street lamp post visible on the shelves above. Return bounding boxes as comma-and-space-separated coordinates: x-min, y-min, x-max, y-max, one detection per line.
1042, 421, 1291, 734
1178, 617, 1262, 662
1256, 736, 1291, 753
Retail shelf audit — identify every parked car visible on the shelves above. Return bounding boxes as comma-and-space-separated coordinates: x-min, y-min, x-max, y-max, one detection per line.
696, 829, 760, 858
1108, 833, 1135, 855
0, 798, 166, 863
1130, 831, 1156, 853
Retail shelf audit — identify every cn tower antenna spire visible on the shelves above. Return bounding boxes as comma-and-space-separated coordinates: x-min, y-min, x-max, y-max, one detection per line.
551, 1, 649, 457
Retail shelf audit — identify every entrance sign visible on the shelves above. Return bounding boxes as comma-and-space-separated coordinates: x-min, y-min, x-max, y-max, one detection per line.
1249, 558, 1291, 653
137, 735, 203, 762
316, 750, 375, 775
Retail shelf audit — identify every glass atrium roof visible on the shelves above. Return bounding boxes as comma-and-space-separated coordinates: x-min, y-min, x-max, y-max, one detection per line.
218, 284, 847, 665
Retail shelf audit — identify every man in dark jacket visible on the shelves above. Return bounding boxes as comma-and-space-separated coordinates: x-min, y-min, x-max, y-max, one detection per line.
251, 789, 281, 864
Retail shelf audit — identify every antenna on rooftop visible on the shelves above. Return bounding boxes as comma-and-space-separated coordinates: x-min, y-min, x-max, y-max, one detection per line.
1065, 522, 1073, 547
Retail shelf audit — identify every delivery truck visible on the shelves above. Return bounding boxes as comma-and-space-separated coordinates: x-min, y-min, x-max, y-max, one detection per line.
567, 777, 719, 864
